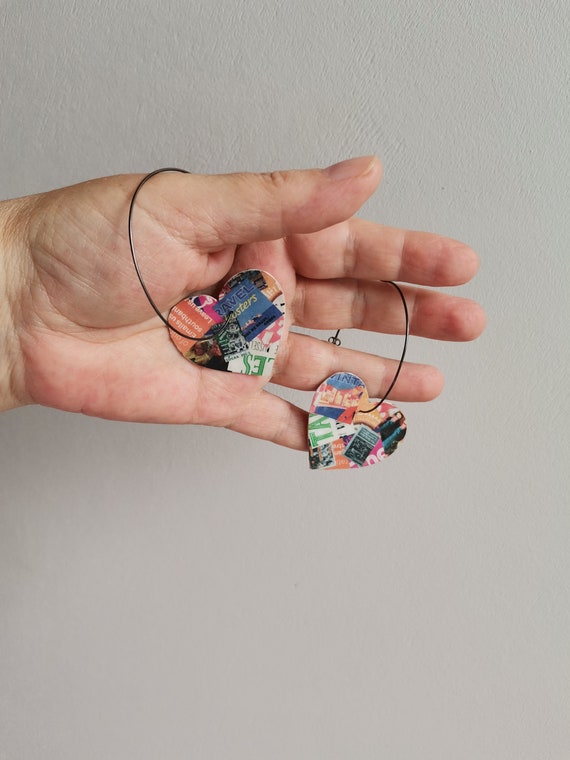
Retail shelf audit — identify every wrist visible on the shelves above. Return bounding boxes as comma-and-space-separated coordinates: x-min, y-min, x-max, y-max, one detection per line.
0, 197, 32, 411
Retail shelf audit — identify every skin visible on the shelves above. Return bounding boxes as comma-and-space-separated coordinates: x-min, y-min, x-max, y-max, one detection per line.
0, 156, 485, 449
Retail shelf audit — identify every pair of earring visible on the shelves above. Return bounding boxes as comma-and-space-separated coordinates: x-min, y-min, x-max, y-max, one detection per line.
129, 169, 408, 470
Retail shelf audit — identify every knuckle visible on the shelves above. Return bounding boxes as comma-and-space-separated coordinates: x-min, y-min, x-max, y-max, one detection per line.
263, 170, 291, 190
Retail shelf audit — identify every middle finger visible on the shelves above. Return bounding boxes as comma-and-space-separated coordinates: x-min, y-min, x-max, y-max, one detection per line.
293, 278, 485, 341
288, 218, 480, 286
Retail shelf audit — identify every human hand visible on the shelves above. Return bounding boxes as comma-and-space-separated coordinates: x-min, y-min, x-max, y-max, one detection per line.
0, 157, 485, 448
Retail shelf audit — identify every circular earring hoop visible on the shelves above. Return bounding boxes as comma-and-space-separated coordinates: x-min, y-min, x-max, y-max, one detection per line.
309, 284, 409, 470
128, 167, 232, 341
128, 168, 288, 379
327, 279, 409, 411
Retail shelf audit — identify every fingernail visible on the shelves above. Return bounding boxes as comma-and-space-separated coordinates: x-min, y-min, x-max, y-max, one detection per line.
324, 155, 376, 181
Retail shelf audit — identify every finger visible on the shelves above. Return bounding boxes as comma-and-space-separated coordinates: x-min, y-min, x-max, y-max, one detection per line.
294, 279, 486, 341
273, 332, 445, 401
288, 218, 480, 286
38, 325, 310, 451
144, 156, 383, 248
225, 390, 309, 451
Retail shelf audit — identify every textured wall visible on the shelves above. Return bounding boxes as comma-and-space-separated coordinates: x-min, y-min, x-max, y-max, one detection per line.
1, 1, 568, 758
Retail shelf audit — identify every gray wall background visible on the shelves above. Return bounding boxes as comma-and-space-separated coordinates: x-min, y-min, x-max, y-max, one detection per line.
1, 1, 568, 758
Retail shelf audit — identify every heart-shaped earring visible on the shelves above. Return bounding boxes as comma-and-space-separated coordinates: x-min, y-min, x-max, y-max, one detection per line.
309, 372, 406, 469
168, 269, 285, 376
308, 280, 409, 471
127, 169, 285, 379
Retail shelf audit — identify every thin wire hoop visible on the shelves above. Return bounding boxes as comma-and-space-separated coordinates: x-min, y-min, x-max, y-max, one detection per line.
328, 280, 409, 412
130, 169, 409, 403
128, 166, 223, 341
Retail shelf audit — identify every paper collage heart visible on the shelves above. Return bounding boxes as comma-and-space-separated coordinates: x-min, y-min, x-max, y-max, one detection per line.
168, 269, 286, 377
308, 372, 406, 470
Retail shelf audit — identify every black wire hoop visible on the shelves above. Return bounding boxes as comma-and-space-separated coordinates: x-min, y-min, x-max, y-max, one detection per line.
328, 280, 409, 412
128, 166, 230, 341
130, 168, 409, 406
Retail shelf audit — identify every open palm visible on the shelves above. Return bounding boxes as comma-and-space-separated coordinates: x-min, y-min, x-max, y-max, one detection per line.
6, 157, 485, 448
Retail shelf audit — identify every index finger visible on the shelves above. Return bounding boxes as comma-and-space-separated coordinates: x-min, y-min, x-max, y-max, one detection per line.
288, 218, 480, 286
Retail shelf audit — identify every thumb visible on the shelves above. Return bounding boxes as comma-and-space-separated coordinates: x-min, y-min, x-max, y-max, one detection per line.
168, 156, 382, 247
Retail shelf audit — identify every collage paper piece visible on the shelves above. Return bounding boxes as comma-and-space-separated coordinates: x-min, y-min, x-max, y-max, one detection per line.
308, 372, 407, 470
168, 269, 286, 377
